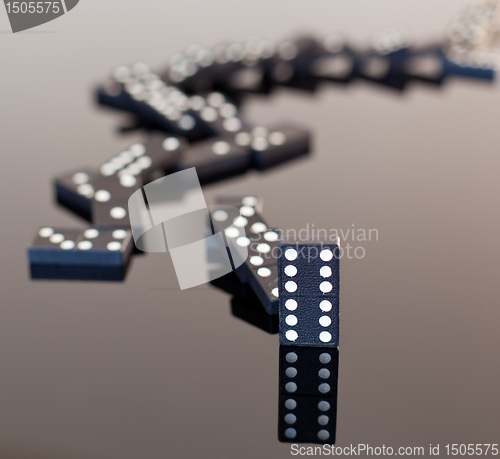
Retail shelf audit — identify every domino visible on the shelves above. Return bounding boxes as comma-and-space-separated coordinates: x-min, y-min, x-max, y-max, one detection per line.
279, 345, 339, 397
162, 43, 245, 94
98, 133, 186, 182
231, 124, 311, 170
401, 45, 497, 86
55, 133, 185, 223
214, 195, 263, 213
28, 227, 134, 280
211, 197, 281, 314
278, 241, 340, 347
54, 168, 97, 221
97, 63, 213, 141
242, 258, 279, 315
231, 294, 279, 335
278, 345, 339, 444
210, 268, 279, 334
188, 92, 250, 138
399, 45, 447, 85
278, 394, 337, 444
307, 34, 358, 85
210, 271, 249, 299
163, 38, 277, 98
30, 264, 129, 281
442, 50, 496, 81
175, 137, 252, 185
54, 171, 142, 227
358, 26, 413, 91
258, 37, 326, 92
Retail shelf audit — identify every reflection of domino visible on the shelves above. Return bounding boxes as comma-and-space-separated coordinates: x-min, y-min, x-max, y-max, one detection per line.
128, 168, 247, 289
278, 345, 339, 444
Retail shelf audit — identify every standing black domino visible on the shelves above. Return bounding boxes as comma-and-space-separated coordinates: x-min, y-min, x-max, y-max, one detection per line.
278, 242, 340, 347
278, 345, 338, 444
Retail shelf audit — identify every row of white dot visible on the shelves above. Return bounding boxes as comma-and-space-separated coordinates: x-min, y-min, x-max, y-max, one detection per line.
284, 247, 334, 294
122, 74, 196, 128
39, 228, 127, 251
285, 365, 331, 380
167, 40, 276, 83
102, 141, 181, 180
285, 247, 334, 262
283, 249, 333, 342
234, 129, 287, 151
284, 351, 332, 440
211, 130, 286, 153
214, 204, 280, 272
284, 427, 331, 441
213, 199, 279, 296
285, 331, 333, 344
284, 398, 331, 434
284, 412, 330, 427
167, 40, 274, 82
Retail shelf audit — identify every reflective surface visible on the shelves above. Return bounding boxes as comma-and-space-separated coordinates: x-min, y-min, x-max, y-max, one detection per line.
1, 0, 500, 457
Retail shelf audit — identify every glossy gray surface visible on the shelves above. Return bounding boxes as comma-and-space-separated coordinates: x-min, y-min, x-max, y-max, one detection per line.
1, 0, 499, 457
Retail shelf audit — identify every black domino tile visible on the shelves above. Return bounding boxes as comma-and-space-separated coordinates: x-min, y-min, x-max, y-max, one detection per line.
230, 294, 279, 335
229, 124, 311, 170
278, 242, 340, 347
175, 138, 251, 185
28, 227, 134, 269
54, 168, 97, 221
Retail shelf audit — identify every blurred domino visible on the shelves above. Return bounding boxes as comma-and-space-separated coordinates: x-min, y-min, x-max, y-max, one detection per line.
212, 196, 281, 314
97, 63, 213, 140
357, 26, 413, 91
175, 137, 252, 185
54, 133, 184, 223
162, 38, 277, 98
28, 227, 134, 280
231, 124, 310, 170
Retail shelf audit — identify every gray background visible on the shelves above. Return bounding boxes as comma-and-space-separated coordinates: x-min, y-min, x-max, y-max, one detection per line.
1, 0, 500, 458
